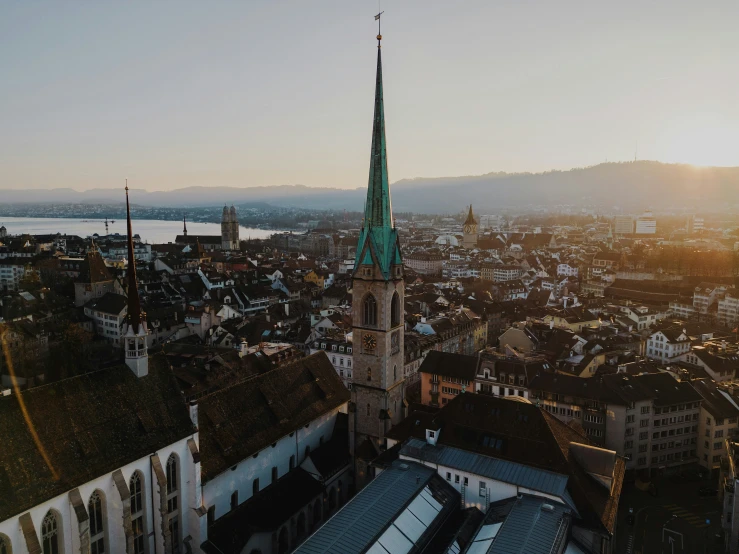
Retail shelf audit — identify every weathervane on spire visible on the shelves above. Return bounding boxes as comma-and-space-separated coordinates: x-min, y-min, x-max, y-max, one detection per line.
375, 10, 384, 46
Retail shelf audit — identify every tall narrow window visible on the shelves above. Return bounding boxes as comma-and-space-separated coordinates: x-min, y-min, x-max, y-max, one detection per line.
391, 292, 401, 327
166, 455, 180, 554
89, 491, 106, 554
367, 403, 371, 417
253, 478, 260, 496
272, 466, 278, 483
231, 491, 238, 511
42, 511, 60, 554
130, 472, 146, 554
363, 294, 377, 326
367, 368, 372, 381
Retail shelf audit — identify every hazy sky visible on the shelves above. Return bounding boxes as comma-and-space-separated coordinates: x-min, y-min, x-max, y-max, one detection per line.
2, 1, 738, 191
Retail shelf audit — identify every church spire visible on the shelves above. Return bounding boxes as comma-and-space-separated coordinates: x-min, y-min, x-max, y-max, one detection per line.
125, 182, 145, 334
354, 15, 402, 280
464, 204, 476, 226
363, 21, 392, 229
183, 215, 187, 236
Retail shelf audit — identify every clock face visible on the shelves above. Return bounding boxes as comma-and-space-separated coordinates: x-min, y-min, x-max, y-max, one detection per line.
363, 333, 377, 350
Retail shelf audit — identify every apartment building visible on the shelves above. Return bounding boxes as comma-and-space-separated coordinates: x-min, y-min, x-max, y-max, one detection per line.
418, 350, 478, 407
474, 350, 551, 401
480, 263, 522, 282
692, 379, 739, 472
719, 292, 739, 327
694, 283, 728, 314
646, 327, 691, 363
308, 338, 353, 388
404, 251, 445, 275
530, 371, 701, 474
721, 440, 739, 553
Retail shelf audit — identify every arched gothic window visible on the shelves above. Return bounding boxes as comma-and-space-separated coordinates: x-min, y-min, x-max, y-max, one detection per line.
42, 511, 60, 554
0, 534, 11, 554
367, 368, 372, 381
129, 472, 146, 554
393, 365, 397, 382
362, 294, 377, 326
391, 292, 401, 327
89, 491, 106, 554
166, 455, 181, 554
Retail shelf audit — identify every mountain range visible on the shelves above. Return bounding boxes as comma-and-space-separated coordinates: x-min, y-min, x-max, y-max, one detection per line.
2, 161, 738, 213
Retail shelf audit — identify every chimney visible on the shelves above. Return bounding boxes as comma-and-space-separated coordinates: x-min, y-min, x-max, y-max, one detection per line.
239, 339, 248, 358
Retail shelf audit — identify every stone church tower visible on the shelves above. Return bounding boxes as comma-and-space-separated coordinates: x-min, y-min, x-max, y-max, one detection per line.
221, 205, 239, 250
123, 184, 148, 378
462, 204, 478, 249
351, 27, 405, 472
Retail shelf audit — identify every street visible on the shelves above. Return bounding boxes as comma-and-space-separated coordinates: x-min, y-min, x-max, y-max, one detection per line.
616, 477, 724, 554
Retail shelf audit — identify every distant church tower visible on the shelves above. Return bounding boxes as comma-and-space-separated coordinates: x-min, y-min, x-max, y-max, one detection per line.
351, 23, 405, 471
221, 205, 239, 250
230, 205, 239, 249
183, 215, 187, 236
123, 184, 148, 378
462, 204, 478, 249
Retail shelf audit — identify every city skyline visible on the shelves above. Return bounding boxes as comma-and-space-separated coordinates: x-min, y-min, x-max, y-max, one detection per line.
2, 1, 738, 192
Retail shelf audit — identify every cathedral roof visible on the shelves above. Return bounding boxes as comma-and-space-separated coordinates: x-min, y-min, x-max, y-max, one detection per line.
0, 355, 193, 521
197, 351, 350, 482
354, 35, 402, 280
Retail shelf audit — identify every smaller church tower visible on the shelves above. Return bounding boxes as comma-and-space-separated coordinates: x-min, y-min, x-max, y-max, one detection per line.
462, 204, 478, 249
606, 225, 614, 250
123, 183, 148, 378
230, 205, 239, 249
221, 205, 233, 250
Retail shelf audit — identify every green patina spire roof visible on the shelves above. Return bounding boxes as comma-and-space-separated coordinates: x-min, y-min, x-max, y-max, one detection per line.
364, 45, 392, 228
354, 27, 402, 280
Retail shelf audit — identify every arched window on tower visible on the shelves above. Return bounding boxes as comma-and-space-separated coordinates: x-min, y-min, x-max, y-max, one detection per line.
391, 292, 401, 327
130, 472, 146, 554
367, 368, 372, 381
166, 455, 181, 553
41, 511, 60, 554
363, 294, 377, 326
89, 491, 106, 554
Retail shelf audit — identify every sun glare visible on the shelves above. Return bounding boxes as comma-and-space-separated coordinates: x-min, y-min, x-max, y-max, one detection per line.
657, 115, 739, 167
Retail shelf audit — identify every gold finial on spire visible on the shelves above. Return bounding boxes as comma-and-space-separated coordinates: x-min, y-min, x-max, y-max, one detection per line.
125, 178, 129, 192
375, 10, 384, 46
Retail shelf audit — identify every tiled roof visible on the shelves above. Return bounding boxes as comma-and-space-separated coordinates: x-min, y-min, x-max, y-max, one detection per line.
0, 356, 194, 521
418, 350, 479, 380
84, 291, 127, 315
197, 352, 350, 482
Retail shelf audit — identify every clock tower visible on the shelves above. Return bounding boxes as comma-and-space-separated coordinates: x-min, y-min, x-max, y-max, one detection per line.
351, 23, 405, 466
462, 204, 478, 249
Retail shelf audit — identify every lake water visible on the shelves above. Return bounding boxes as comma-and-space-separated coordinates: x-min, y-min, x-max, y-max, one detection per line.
0, 217, 276, 244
